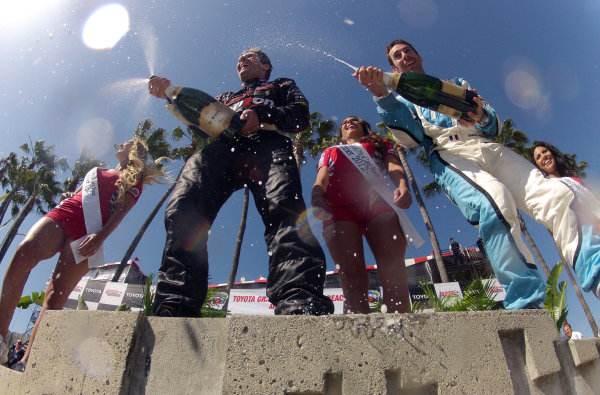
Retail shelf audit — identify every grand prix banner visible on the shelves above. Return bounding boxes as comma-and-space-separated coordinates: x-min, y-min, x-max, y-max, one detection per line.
63, 278, 505, 314
63, 277, 146, 311
227, 288, 346, 315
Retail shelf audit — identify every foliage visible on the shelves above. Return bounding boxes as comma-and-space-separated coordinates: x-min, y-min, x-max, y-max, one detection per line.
292, 112, 338, 164
416, 277, 499, 312
543, 262, 568, 332
142, 273, 156, 316
115, 304, 131, 311
202, 286, 228, 318
77, 295, 89, 310
62, 147, 106, 192
493, 119, 530, 157
17, 291, 45, 309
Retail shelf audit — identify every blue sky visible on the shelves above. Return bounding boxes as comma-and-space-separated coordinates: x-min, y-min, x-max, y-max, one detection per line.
1, 0, 599, 337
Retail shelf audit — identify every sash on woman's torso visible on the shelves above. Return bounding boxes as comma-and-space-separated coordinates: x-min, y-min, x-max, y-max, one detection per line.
336, 143, 424, 248
560, 177, 600, 223
70, 167, 105, 268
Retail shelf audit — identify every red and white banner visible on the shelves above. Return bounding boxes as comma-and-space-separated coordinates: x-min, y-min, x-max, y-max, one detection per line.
227, 288, 345, 315
434, 282, 463, 303
486, 278, 507, 302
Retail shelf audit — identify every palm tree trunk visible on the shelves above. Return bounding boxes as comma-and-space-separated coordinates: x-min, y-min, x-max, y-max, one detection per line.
518, 213, 551, 278
112, 170, 182, 282
0, 188, 17, 225
227, 187, 249, 290
293, 139, 303, 174
519, 213, 598, 335
397, 149, 449, 282
562, 259, 598, 336
0, 193, 36, 264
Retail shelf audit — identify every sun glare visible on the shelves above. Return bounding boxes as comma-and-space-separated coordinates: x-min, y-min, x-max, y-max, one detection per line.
82, 3, 130, 50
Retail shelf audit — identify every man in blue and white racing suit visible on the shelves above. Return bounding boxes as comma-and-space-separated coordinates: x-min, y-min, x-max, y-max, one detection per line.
355, 39, 600, 309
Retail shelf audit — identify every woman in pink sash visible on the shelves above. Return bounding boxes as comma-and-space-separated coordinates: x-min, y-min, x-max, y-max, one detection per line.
312, 116, 413, 314
0, 137, 166, 365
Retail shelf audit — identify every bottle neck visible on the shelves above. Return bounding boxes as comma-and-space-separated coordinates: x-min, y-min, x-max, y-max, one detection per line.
164, 85, 180, 102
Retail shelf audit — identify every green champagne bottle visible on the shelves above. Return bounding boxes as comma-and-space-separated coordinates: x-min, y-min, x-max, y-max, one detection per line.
151, 76, 243, 142
382, 72, 478, 121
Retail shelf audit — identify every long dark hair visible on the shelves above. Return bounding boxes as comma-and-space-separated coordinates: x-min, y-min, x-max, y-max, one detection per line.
529, 141, 578, 177
339, 116, 388, 154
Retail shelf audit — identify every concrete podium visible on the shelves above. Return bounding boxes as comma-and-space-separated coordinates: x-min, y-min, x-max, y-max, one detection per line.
1, 310, 598, 394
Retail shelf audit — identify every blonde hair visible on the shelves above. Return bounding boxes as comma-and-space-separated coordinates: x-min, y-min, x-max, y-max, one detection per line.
114, 137, 168, 203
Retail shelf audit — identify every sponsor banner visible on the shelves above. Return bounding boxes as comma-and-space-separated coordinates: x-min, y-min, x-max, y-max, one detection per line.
98, 282, 128, 307
68, 278, 89, 301
486, 278, 506, 302
434, 282, 463, 305
66, 281, 146, 312
324, 288, 344, 314
229, 289, 274, 315
82, 280, 106, 303
122, 284, 145, 309
228, 288, 346, 315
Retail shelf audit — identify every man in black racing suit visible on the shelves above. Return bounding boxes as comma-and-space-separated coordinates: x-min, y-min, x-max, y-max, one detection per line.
148, 47, 334, 316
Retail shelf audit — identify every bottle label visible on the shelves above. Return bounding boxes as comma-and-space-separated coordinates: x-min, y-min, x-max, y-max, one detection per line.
384, 72, 402, 91
439, 80, 466, 100
197, 102, 236, 137
437, 104, 462, 119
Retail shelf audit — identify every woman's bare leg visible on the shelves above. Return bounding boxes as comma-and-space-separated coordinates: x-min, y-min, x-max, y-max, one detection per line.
0, 218, 64, 339
365, 211, 410, 313
44, 246, 89, 310
21, 246, 88, 363
323, 221, 370, 314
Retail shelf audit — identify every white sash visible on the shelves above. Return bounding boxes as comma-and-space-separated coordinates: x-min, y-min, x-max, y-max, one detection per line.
560, 177, 600, 221
70, 167, 104, 268
336, 144, 424, 248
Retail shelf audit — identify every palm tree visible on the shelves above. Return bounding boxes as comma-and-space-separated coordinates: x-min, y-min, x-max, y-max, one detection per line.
113, 120, 212, 281
227, 187, 249, 291
0, 141, 67, 264
62, 147, 106, 193
291, 112, 337, 172
0, 152, 21, 226
563, 258, 598, 335
376, 122, 449, 283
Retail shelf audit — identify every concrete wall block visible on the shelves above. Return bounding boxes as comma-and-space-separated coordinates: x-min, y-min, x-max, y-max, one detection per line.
492, 309, 562, 381
143, 316, 229, 395
222, 312, 547, 394
21, 310, 142, 394
568, 338, 600, 367
554, 339, 600, 395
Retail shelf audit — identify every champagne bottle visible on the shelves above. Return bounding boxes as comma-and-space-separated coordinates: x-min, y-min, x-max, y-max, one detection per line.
150, 76, 243, 142
382, 72, 478, 121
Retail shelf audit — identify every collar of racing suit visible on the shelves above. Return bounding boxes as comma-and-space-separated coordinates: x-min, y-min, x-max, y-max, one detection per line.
241, 78, 267, 88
